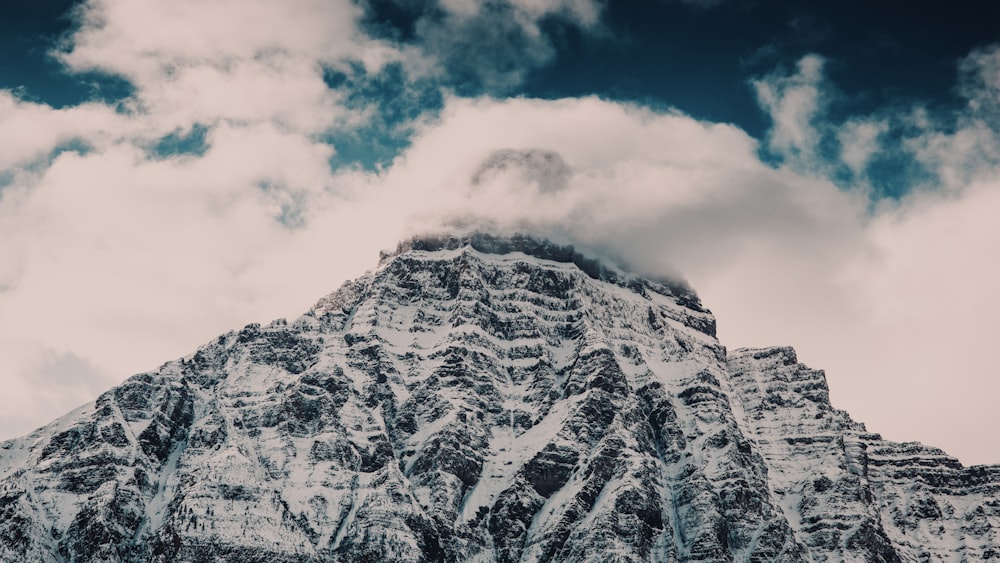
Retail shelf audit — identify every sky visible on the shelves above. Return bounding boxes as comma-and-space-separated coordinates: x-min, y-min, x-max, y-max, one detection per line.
1, 0, 999, 465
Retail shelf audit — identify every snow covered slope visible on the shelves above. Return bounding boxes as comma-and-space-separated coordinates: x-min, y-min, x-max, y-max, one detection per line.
729, 347, 1000, 562
0, 233, 997, 562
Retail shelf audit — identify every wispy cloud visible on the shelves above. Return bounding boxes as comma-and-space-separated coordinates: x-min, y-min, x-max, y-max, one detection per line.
751, 54, 829, 169
752, 47, 1000, 199
410, 0, 602, 92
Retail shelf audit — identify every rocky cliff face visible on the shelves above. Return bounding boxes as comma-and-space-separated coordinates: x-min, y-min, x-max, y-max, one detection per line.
1, 233, 997, 562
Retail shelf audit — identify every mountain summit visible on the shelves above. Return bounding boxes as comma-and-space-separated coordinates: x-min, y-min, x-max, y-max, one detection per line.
1, 233, 997, 562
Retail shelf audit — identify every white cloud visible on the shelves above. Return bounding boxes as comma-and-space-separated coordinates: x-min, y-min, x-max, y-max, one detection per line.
4, 87, 1000, 466
57, 0, 403, 138
848, 182, 1000, 460
60, 0, 395, 78
3, 94, 872, 446
0, 92, 133, 170
752, 54, 827, 166
312, 93, 1000, 466
404, 0, 603, 91
896, 47, 1000, 193
741, 50, 1000, 464
2, 0, 1000, 470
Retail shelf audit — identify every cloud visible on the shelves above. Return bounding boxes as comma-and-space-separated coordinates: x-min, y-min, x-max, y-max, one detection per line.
356, 80, 1000, 465
901, 48, 1000, 192
751, 54, 828, 167
752, 48, 1000, 199
0, 92, 873, 446
0, 122, 344, 440
56, 0, 403, 137
393, 0, 603, 93
0, 0, 613, 440
471, 149, 572, 194
0, 92, 132, 171
0, 348, 109, 440
837, 118, 887, 175
60, 0, 398, 79
852, 181, 1000, 460
4, 78, 1000, 464
2, 0, 1000, 469
959, 44, 1000, 121
742, 49, 1000, 463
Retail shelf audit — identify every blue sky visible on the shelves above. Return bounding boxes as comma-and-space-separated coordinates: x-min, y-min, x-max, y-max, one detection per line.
1, 0, 1000, 464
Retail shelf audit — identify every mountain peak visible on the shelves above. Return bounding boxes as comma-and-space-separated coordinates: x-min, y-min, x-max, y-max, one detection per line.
379, 231, 705, 309
2, 237, 998, 562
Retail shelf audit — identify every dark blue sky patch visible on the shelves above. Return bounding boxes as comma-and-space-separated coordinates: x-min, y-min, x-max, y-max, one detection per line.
0, 170, 15, 191
525, 0, 1000, 142
64, 72, 136, 109
325, 62, 444, 171
47, 137, 92, 162
326, 130, 413, 172
343, 63, 441, 126
412, 2, 553, 95
524, 2, 777, 136
866, 150, 934, 201
359, 0, 430, 43
0, 0, 79, 105
332, 0, 1000, 200
321, 65, 354, 91
0, 0, 135, 108
151, 124, 211, 160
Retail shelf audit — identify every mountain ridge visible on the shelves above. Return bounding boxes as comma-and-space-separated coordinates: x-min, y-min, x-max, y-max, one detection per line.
1, 233, 997, 562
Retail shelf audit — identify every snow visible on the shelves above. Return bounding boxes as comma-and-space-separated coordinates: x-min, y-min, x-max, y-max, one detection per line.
460, 398, 577, 523
144, 439, 187, 533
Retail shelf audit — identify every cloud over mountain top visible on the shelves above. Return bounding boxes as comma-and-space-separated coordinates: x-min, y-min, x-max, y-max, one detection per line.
1, 0, 1000, 464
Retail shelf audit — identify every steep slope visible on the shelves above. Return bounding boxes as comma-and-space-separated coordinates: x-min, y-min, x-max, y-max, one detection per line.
0, 233, 996, 562
729, 347, 1000, 561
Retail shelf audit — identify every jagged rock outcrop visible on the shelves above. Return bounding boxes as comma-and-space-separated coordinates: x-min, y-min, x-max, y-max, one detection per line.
729, 347, 1000, 561
0, 233, 997, 562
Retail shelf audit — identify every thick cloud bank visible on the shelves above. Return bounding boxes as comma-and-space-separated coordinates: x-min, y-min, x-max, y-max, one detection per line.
1, 0, 999, 465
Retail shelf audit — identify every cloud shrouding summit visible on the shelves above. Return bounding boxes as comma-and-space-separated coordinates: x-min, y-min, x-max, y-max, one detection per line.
1, 0, 1000, 465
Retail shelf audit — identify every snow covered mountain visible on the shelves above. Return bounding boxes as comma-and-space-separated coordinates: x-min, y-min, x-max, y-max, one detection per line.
1, 233, 997, 562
